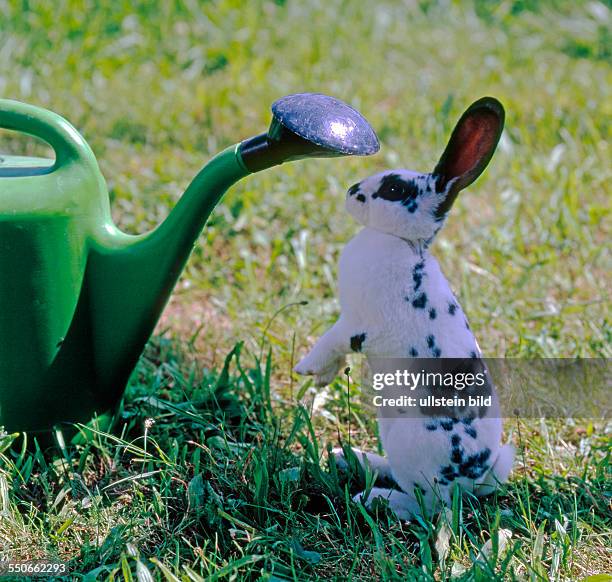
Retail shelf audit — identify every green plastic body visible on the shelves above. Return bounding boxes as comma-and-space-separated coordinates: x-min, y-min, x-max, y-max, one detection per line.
0, 99, 250, 437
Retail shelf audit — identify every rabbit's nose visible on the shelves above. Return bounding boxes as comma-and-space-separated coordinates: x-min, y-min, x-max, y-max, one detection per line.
347, 183, 361, 197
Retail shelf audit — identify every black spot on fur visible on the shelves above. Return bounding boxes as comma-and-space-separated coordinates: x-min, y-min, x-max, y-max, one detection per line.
347, 183, 360, 197
448, 303, 457, 315
440, 419, 454, 431
373, 173, 420, 203
405, 200, 418, 213
461, 416, 474, 426
465, 319, 471, 330
412, 293, 428, 309
457, 449, 491, 479
451, 447, 464, 463
451, 434, 461, 446
470, 351, 478, 359
456, 448, 490, 479
350, 333, 366, 352
412, 261, 425, 291
465, 426, 477, 439
409, 347, 419, 357
440, 465, 457, 482
438, 479, 449, 486
478, 449, 491, 463
425, 335, 441, 357
413, 274, 423, 291
403, 181, 420, 201
429, 308, 437, 320
356, 194, 366, 203
425, 422, 438, 431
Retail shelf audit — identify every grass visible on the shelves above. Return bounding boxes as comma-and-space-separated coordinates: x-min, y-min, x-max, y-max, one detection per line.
0, 0, 610, 579
1, 341, 610, 580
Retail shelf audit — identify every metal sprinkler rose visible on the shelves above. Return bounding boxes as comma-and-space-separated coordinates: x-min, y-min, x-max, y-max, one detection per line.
0, 93, 379, 440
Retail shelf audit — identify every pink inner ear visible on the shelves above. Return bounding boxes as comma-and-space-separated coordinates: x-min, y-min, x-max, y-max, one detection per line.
447, 110, 500, 178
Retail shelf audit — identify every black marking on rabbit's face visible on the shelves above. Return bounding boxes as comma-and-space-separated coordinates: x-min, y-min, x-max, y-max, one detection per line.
405, 200, 419, 213
372, 173, 420, 203
345, 170, 446, 242
347, 182, 367, 203
348, 183, 360, 197
350, 333, 366, 352
448, 302, 458, 315
435, 174, 447, 194
429, 308, 437, 320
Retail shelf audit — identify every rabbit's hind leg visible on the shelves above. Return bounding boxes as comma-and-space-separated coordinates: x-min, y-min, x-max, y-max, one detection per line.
474, 444, 515, 497
353, 487, 419, 521
331, 447, 398, 489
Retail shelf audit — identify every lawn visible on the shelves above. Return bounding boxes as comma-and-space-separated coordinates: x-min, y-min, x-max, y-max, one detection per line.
0, 0, 610, 579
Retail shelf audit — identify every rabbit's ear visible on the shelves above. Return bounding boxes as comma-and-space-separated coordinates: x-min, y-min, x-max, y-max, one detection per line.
432, 97, 504, 218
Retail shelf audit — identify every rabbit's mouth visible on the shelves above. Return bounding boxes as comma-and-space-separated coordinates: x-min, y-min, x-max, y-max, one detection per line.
347, 182, 367, 203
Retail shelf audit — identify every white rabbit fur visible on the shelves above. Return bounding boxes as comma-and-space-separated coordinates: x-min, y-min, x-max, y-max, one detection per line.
295, 97, 514, 520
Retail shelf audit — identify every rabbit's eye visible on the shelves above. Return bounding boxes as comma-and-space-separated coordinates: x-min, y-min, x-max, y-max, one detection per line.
373, 174, 419, 202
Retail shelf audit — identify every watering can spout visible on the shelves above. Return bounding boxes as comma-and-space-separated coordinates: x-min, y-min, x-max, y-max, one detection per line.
87, 93, 379, 396
239, 93, 380, 171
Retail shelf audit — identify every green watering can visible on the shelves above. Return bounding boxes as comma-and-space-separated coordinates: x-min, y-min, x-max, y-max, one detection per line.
0, 93, 379, 439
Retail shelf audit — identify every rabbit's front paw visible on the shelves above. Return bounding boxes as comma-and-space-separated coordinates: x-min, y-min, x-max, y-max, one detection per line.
293, 356, 317, 377
314, 357, 345, 387
294, 350, 334, 377
353, 488, 418, 521
294, 353, 345, 387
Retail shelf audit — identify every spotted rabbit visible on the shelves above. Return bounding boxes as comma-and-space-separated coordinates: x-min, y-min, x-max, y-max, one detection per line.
295, 97, 514, 519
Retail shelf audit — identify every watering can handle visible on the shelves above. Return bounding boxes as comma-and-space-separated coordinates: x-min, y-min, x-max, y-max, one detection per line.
0, 98, 94, 167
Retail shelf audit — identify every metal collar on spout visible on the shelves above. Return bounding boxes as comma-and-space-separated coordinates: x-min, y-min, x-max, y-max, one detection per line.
239, 93, 380, 172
